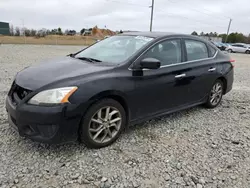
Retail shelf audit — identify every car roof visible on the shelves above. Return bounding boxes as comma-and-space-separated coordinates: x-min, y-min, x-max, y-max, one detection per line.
235, 43, 246, 45
120, 31, 192, 38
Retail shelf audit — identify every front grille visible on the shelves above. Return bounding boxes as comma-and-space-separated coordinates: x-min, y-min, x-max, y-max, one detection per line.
9, 81, 32, 105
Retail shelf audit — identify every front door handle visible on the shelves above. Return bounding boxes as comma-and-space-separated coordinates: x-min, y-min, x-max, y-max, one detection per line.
208, 67, 216, 72
175, 73, 186, 78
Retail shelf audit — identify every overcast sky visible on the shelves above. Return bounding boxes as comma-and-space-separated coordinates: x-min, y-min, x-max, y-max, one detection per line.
0, 0, 249, 34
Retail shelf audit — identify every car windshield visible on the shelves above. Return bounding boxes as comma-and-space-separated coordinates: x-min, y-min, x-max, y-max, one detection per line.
74, 35, 154, 64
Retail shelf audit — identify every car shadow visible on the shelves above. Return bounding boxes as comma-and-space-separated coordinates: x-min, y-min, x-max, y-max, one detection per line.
12, 105, 209, 155
124, 105, 203, 134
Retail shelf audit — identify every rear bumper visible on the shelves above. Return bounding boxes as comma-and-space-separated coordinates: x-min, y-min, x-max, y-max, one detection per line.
224, 67, 234, 94
5, 96, 83, 144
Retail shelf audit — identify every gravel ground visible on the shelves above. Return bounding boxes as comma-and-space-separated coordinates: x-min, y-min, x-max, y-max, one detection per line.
0, 45, 250, 188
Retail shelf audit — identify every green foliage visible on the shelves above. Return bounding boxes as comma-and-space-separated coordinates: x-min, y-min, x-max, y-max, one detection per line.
226, 32, 246, 43
218, 34, 227, 42
80, 28, 85, 35
193, 30, 249, 43
247, 34, 250, 44
58, 27, 62, 35
191, 31, 198, 35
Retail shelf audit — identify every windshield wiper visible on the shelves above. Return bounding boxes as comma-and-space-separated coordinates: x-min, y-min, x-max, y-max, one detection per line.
76, 56, 102, 63
88, 57, 102, 62
75, 57, 94, 62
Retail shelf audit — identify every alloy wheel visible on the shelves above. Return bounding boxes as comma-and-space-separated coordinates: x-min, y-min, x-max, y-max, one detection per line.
88, 106, 122, 144
210, 82, 223, 106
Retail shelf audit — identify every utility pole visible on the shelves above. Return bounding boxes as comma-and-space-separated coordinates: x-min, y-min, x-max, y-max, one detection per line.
21, 19, 26, 44
149, 0, 155, 32
225, 18, 232, 43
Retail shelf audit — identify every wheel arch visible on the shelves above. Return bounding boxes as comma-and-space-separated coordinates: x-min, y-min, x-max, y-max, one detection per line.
86, 90, 130, 125
217, 76, 227, 94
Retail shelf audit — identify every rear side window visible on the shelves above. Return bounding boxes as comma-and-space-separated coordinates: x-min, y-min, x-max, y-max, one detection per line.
185, 40, 209, 61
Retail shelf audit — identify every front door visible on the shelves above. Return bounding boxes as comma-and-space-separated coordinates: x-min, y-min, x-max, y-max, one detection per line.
130, 38, 192, 120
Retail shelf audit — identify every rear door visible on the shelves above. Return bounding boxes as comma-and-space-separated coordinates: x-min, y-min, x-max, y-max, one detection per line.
237, 44, 247, 53
181, 39, 220, 102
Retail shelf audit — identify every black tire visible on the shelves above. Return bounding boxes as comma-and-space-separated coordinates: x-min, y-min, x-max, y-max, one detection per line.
228, 49, 233, 53
245, 50, 250, 54
79, 98, 126, 148
204, 79, 224, 108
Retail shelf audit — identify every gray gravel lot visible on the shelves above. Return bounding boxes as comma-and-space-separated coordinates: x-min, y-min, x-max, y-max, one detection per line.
0, 45, 250, 188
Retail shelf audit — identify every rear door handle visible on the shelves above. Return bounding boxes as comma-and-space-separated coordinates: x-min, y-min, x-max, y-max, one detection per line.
175, 73, 186, 78
208, 67, 216, 72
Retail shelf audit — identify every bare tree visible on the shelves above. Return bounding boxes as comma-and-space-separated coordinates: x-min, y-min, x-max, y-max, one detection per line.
30, 29, 37, 36
9, 25, 14, 36
15, 27, 20, 36
24, 28, 31, 36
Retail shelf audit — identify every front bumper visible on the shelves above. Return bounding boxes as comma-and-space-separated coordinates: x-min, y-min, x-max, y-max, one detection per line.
5, 96, 83, 144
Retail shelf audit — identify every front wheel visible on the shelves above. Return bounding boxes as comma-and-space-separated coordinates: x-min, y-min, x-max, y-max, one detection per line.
245, 50, 250, 54
228, 49, 233, 53
79, 98, 126, 148
205, 80, 224, 108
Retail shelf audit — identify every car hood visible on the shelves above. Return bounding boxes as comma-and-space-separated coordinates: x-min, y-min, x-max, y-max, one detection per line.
15, 56, 113, 90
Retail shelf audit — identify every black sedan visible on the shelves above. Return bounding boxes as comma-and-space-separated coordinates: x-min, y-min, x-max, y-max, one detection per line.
6, 32, 234, 148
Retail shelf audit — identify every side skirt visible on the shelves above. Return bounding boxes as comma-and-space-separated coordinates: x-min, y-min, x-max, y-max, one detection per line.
129, 101, 205, 126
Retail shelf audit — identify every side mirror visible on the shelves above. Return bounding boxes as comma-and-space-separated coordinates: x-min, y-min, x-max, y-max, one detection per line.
140, 58, 161, 69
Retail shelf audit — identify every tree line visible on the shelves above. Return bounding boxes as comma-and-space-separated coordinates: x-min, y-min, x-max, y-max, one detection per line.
191, 31, 250, 43
9, 25, 94, 37
8, 25, 122, 37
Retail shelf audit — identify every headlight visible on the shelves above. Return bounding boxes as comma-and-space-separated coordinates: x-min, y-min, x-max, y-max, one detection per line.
28, 87, 78, 105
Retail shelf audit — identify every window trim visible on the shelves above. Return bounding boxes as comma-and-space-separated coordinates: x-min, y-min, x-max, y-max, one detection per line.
128, 37, 184, 69
207, 43, 217, 57
160, 50, 218, 68
128, 37, 218, 70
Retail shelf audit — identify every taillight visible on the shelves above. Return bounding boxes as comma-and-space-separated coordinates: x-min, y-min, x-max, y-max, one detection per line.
230, 59, 235, 68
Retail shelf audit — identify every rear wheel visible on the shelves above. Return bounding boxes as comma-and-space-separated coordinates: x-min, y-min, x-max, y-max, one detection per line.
79, 98, 126, 148
245, 50, 250, 54
205, 80, 224, 108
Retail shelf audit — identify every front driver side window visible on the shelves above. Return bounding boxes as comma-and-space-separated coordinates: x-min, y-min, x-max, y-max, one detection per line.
143, 39, 182, 66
